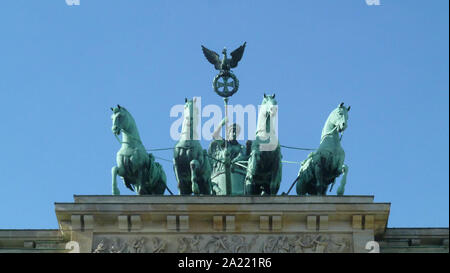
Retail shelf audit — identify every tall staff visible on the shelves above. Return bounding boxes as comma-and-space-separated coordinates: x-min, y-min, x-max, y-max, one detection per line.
202, 42, 247, 195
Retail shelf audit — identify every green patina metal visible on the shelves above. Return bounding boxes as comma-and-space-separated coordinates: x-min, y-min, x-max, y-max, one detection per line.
296, 103, 350, 196
202, 42, 248, 195
173, 98, 213, 195
244, 94, 282, 195
111, 105, 167, 195
208, 118, 250, 195
108, 43, 352, 197
201, 42, 246, 98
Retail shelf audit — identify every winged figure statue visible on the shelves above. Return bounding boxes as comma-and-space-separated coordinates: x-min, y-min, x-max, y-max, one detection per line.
201, 42, 246, 72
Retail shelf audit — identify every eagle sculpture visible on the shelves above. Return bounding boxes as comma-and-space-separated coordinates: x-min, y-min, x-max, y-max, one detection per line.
201, 42, 246, 72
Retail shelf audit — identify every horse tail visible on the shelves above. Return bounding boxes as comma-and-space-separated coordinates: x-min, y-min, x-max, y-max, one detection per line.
154, 162, 167, 194
202, 149, 213, 194
146, 154, 167, 194
202, 149, 212, 174
147, 161, 166, 194
296, 152, 316, 195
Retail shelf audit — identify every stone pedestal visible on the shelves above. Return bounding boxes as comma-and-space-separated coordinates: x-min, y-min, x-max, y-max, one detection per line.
54, 195, 390, 253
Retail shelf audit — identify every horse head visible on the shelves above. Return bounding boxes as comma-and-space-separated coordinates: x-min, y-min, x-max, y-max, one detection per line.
331, 102, 350, 133
111, 104, 131, 136
257, 93, 278, 137
111, 104, 140, 139
182, 97, 200, 140
183, 97, 199, 121
261, 93, 278, 118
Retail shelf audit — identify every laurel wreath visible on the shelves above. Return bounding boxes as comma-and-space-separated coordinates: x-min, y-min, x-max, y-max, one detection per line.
212, 71, 239, 98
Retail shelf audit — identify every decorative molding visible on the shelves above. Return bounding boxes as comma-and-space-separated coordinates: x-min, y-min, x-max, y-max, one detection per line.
260, 216, 270, 230
71, 215, 82, 230
262, 234, 351, 253
130, 215, 142, 231
225, 216, 235, 231
365, 215, 374, 230
319, 215, 328, 230
118, 215, 128, 230
179, 216, 189, 231
213, 216, 223, 231
272, 215, 282, 230
352, 215, 362, 229
84, 215, 94, 230
92, 233, 352, 253
307, 216, 317, 230
167, 215, 177, 230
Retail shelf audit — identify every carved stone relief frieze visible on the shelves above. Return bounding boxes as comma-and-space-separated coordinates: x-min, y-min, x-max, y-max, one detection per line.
92, 234, 352, 253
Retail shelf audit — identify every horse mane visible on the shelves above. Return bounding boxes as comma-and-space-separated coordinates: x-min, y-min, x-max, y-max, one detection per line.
320, 106, 347, 143
116, 106, 142, 143
256, 97, 277, 138
181, 100, 200, 140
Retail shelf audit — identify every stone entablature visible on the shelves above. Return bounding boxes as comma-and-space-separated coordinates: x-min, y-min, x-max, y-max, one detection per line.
379, 228, 449, 253
53, 195, 390, 253
0, 195, 448, 253
0, 229, 66, 253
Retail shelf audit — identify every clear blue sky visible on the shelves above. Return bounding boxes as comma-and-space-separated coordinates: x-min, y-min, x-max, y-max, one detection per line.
0, 0, 448, 229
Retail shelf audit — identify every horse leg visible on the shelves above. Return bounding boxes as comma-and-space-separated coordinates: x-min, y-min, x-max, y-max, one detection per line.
190, 160, 200, 195
201, 151, 213, 195
337, 164, 348, 196
173, 159, 189, 195
157, 171, 167, 195
314, 164, 325, 195
295, 164, 310, 195
244, 152, 257, 195
199, 174, 212, 195
112, 166, 120, 195
270, 159, 282, 195
296, 177, 307, 195
154, 163, 167, 195
211, 182, 221, 195
136, 171, 145, 195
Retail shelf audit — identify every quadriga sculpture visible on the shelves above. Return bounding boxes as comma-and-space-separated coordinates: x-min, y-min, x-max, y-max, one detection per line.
245, 94, 282, 195
296, 103, 350, 196
173, 98, 212, 195
111, 105, 167, 195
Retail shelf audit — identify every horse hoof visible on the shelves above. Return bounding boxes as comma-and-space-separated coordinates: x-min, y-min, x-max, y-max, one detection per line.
192, 183, 200, 195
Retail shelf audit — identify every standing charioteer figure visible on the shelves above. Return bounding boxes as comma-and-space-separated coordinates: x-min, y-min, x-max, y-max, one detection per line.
209, 117, 250, 195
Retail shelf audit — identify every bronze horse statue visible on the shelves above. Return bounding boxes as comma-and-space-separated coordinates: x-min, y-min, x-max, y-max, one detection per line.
111, 105, 166, 195
296, 103, 350, 195
173, 98, 212, 195
244, 94, 282, 195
